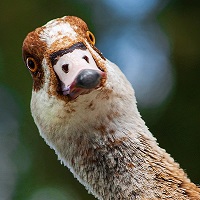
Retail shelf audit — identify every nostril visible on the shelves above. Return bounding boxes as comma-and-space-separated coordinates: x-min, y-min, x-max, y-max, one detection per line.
62, 64, 69, 73
83, 55, 89, 63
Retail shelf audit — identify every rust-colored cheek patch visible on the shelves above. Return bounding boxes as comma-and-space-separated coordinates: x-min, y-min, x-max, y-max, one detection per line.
22, 28, 47, 91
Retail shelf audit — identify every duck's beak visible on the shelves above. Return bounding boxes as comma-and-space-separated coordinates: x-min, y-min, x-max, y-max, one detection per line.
52, 44, 106, 100
62, 69, 106, 100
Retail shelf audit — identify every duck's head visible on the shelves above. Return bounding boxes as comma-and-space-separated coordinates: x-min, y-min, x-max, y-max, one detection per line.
22, 16, 108, 103
22, 15, 136, 131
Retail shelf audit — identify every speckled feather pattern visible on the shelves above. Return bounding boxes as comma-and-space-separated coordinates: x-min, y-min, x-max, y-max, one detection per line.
23, 16, 200, 199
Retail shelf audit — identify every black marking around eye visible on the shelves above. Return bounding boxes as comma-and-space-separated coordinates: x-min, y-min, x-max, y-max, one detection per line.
50, 42, 87, 66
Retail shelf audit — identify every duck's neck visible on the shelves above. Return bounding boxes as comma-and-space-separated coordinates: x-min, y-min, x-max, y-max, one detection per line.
52, 106, 200, 200
32, 59, 200, 199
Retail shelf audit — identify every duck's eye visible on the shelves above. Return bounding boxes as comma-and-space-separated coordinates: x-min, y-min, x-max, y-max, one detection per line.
26, 57, 38, 72
86, 31, 95, 46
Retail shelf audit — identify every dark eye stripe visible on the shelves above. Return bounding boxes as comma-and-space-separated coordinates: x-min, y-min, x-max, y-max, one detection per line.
50, 42, 87, 66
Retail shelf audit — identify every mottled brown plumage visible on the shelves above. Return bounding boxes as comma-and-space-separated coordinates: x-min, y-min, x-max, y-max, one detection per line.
22, 16, 200, 199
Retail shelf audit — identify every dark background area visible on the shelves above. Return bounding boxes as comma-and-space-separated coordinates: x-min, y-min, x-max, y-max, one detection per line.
0, 0, 199, 199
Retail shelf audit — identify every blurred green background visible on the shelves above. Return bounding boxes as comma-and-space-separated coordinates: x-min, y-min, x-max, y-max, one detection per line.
0, 0, 200, 199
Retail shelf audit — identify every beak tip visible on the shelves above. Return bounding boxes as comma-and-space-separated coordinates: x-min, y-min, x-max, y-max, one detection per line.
62, 69, 106, 100
76, 69, 104, 89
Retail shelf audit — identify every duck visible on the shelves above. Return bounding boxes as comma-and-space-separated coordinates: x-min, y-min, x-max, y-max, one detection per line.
22, 16, 200, 200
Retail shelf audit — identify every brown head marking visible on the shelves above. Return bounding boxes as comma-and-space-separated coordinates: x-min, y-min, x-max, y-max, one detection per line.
22, 16, 107, 99
22, 28, 47, 91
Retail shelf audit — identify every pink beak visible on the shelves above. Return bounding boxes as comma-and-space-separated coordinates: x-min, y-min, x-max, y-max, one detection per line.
52, 45, 106, 100
62, 69, 106, 100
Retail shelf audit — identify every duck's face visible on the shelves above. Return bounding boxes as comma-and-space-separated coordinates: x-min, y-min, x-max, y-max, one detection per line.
22, 16, 107, 103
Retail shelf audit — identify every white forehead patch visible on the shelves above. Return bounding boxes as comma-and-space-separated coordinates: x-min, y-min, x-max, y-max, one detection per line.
40, 19, 77, 47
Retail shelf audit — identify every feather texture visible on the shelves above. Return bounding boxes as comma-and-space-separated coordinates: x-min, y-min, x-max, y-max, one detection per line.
22, 16, 200, 199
